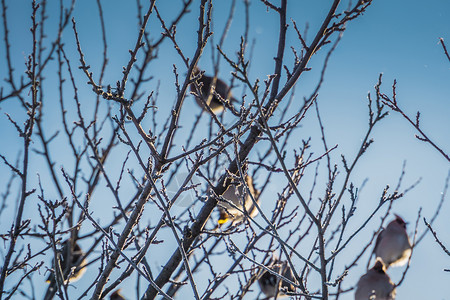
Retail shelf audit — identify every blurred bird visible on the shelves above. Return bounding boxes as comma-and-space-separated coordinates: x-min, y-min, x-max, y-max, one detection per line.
355, 259, 396, 300
44, 239, 86, 300
373, 214, 412, 268
217, 176, 260, 225
110, 289, 126, 300
190, 66, 237, 113
46, 239, 86, 284
258, 259, 296, 298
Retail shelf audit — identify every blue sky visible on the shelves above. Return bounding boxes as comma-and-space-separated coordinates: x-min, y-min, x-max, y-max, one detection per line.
1, 0, 450, 299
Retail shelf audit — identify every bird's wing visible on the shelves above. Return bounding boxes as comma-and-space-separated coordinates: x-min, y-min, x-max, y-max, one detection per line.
373, 228, 385, 255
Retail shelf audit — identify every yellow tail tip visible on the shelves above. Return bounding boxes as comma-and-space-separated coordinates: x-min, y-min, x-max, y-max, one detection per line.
218, 218, 229, 225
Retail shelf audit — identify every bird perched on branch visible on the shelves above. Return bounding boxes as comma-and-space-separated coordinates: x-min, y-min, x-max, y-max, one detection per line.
355, 259, 396, 300
258, 258, 296, 298
44, 239, 86, 300
46, 239, 86, 284
372, 214, 412, 268
110, 289, 126, 300
217, 176, 260, 225
190, 66, 237, 113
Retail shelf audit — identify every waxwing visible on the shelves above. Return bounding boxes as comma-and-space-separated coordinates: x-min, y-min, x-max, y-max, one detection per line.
258, 259, 296, 298
110, 289, 126, 300
218, 176, 260, 225
190, 66, 237, 113
46, 239, 86, 284
355, 259, 396, 300
44, 239, 86, 300
373, 214, 411, 268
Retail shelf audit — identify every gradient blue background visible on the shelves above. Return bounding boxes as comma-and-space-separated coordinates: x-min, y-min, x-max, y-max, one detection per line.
1, 0, 449, 299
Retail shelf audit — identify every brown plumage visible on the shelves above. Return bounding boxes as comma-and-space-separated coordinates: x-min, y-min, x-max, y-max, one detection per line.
258, 259, 296, 298
190, 67, 237, 113
44, 239, 86, 300
110, 289, 126, 300
355, 259, 396, 300
373, 214, 411, 268
217, 176, 260, 225
46, 239, 86, 284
